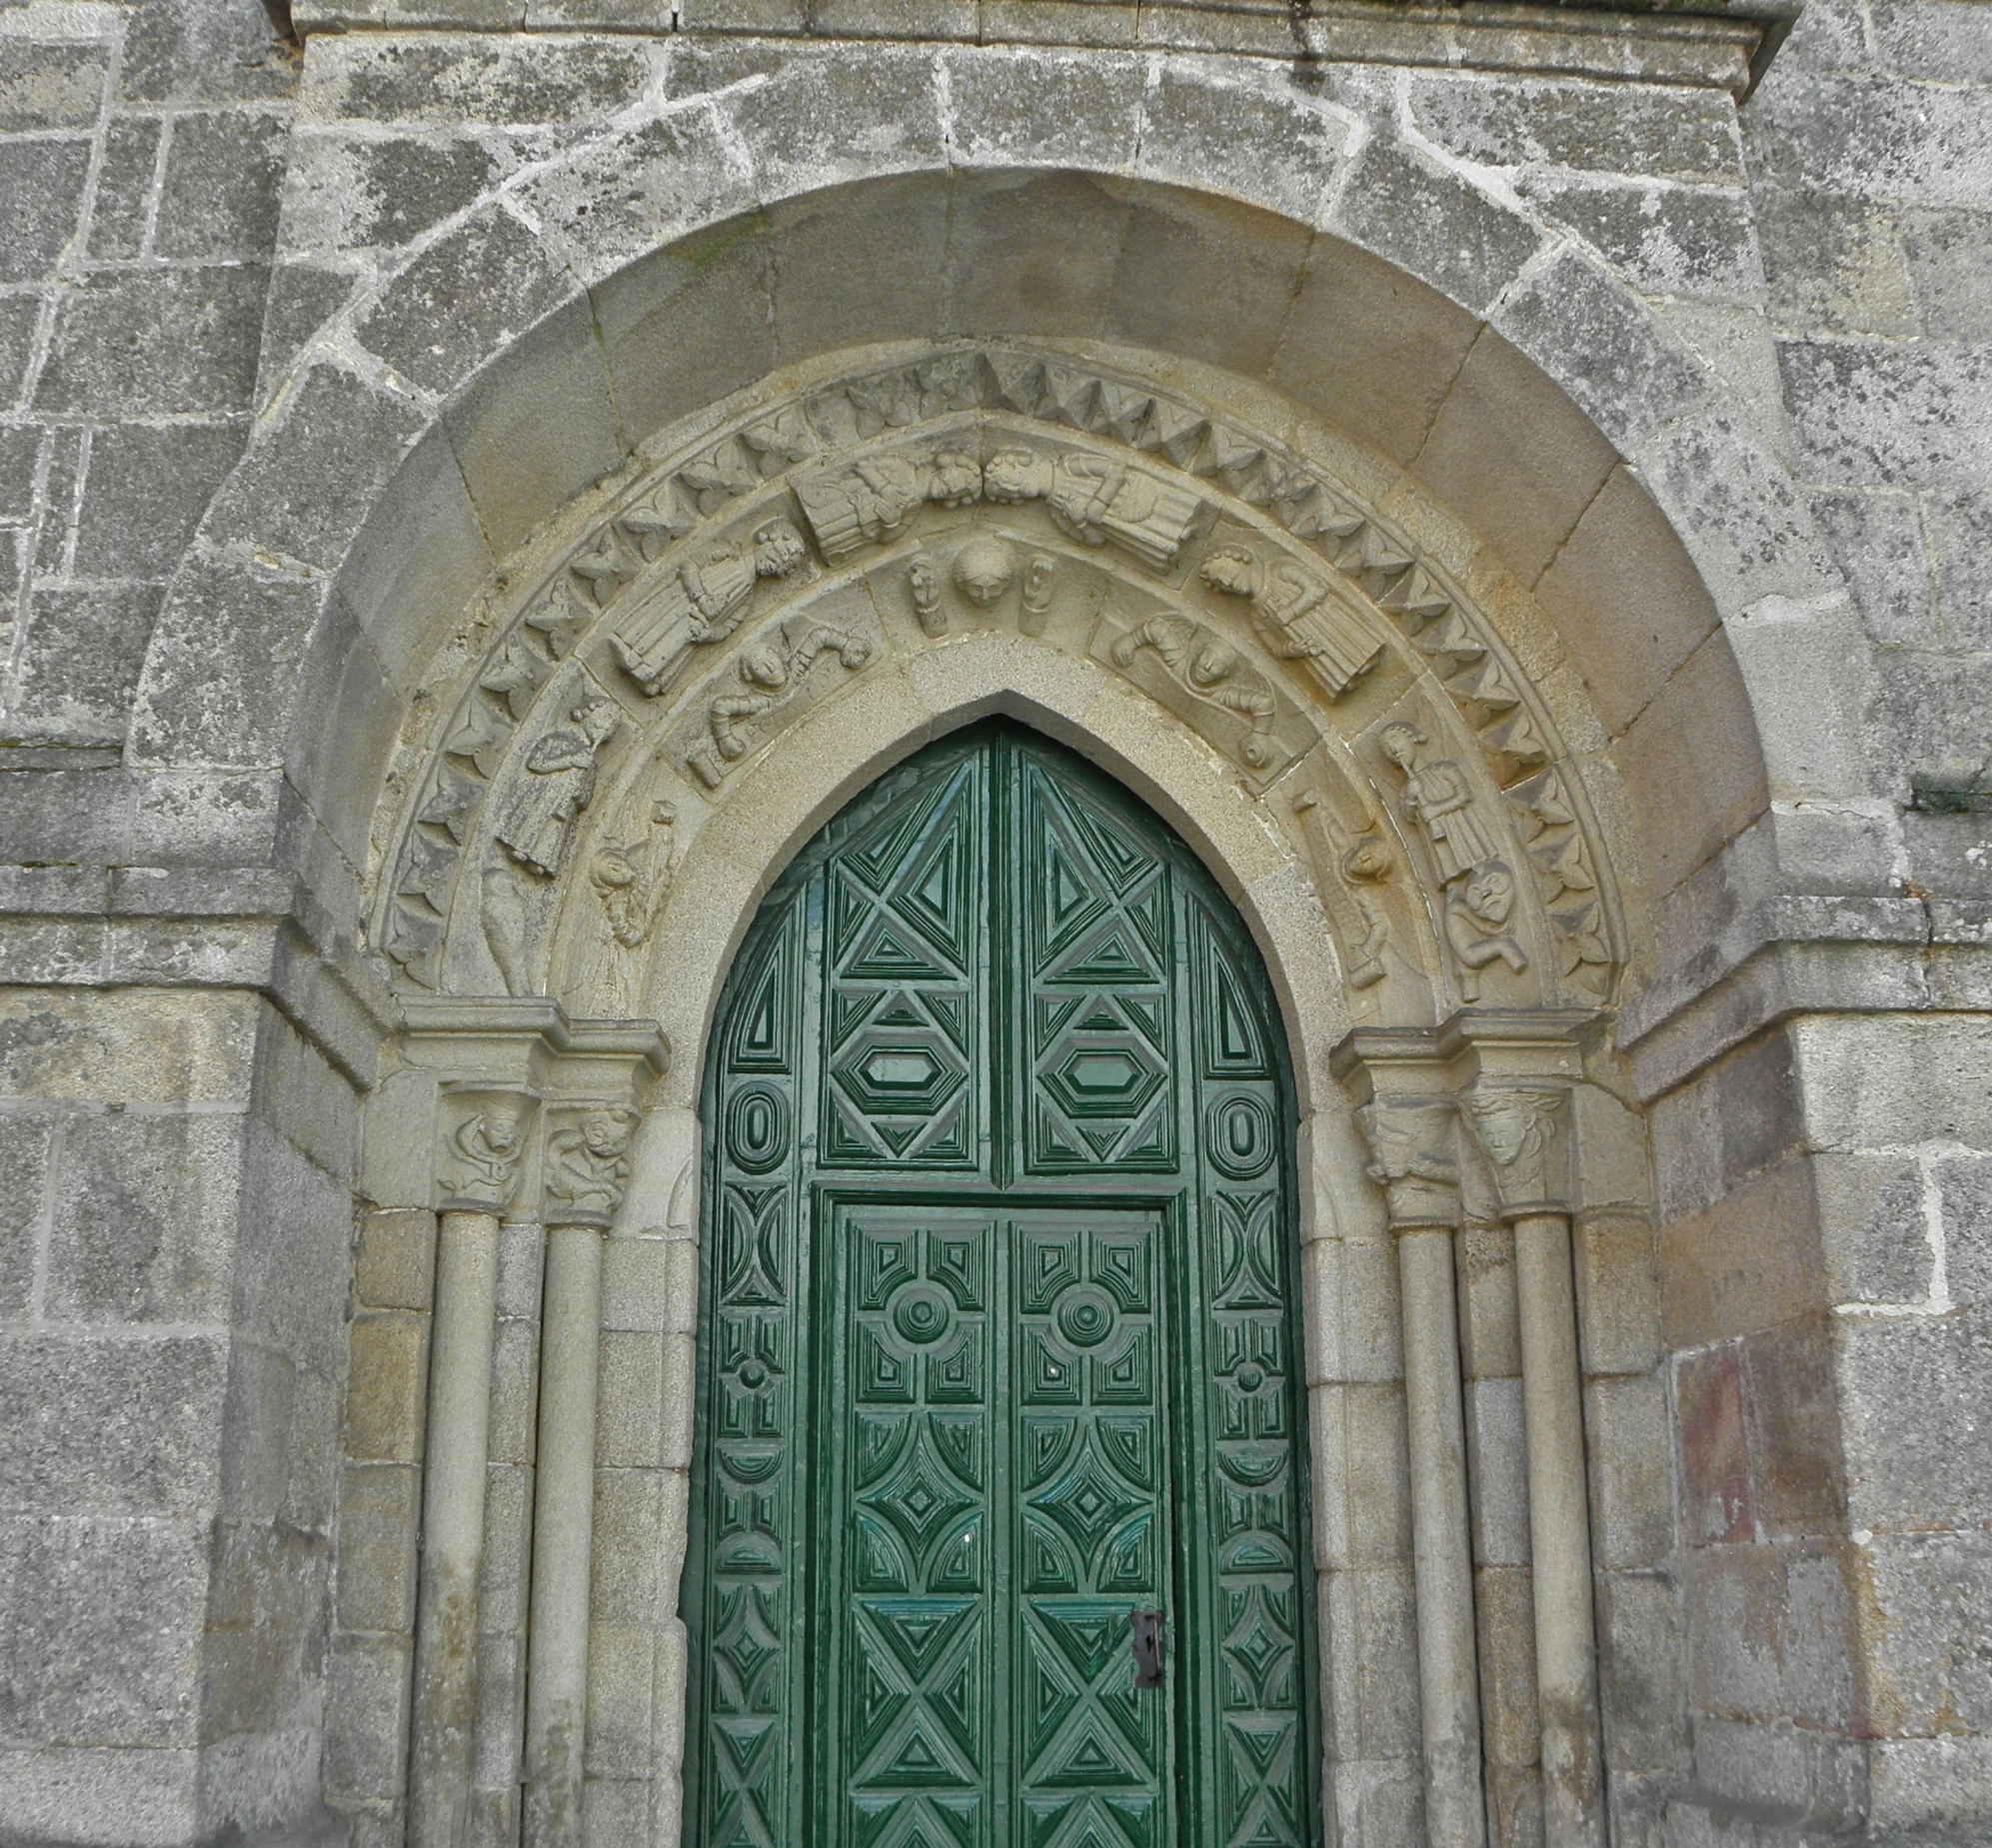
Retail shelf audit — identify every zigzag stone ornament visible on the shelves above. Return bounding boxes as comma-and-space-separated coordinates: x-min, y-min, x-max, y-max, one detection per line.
372, 341, 1623, 1014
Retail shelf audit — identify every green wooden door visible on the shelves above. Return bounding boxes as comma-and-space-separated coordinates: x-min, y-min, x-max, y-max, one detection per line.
689, 723, 1315, 1848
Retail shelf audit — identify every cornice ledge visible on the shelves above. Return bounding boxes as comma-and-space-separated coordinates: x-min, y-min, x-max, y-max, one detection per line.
1618, 899, 1992, 1101
399, 991, 671, 1076
291, 0, 1795, 99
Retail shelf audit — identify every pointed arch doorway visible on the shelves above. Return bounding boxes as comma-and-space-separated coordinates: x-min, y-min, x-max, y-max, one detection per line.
687, 720, 1318, 1848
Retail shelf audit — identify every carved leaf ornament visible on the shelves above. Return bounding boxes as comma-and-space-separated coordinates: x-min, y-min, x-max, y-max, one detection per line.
371, 343, 1622, 1012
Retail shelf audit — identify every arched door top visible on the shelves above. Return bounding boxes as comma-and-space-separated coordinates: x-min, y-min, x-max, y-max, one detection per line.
688, 722, 1316, 1848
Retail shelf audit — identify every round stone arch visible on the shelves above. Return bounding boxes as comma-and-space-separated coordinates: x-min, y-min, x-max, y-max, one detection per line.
131, 152, 1805, 1018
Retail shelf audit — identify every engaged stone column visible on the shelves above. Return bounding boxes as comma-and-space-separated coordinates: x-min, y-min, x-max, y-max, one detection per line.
1336, 1032, 1488, 1848
524, 1101, 639, 1846
411, 1082, 536, 1848
1453, 1017, 1603, 1848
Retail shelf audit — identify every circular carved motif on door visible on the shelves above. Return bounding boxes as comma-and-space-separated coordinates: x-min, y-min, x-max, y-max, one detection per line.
727, 1085, 790, 1173
893, 1285, 951, 1345
1056, 1287, 1115, 1348
1207, 1093, 1275, 1179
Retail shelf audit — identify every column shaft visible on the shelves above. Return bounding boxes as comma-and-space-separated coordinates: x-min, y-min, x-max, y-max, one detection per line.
1397, 1226, 1489, 1848
1513, 1210, 1605, 1848
524, 1222, 606, 1846
411, 1207, 503, 1848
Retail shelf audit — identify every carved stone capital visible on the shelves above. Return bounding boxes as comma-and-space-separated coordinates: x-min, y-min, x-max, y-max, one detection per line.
437, 1083, 538, 1212
542, 1100, 639, 1228
1437, 1007, 1595, 1218
1462, 1083, 1572, 1220
1352, 1097, 1461, 1230
365, 995, 669, 1215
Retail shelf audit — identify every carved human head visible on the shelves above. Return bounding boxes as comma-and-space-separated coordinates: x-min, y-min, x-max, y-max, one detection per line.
928, 452, 984, 508
1199, 546, 1259, 599
1186, 640, 1238, 689
1342, 837, 1392, 883
582, 1108, 634, 1159
1467, 1093, 1540, 1169
1461, 861, 1515, 926
1379, 721, 1425, 772
740, 643, 789, 690
752, 520, 809, 579
953, 537, 1016, 608
481, 1097, 524, 1153
573, 696, 620, 748
982, 448, 1048, 504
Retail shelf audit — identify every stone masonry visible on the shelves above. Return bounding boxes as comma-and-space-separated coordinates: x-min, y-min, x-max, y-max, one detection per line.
0, 0, 1987, 1845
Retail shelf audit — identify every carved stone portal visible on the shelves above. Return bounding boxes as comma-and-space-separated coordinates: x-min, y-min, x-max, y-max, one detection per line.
372, 340, 1622, 1017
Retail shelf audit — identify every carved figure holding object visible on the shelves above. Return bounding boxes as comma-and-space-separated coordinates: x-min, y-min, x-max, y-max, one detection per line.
611, 520, 809, 696
492, 694, 620, 881
795, 449, 983, 562
1200, 543, 1382, 699
984, 446, 1201, 572
1112, 615, 1277, 768
1379, 721, 1502, 886
1379, 719, 1528, 998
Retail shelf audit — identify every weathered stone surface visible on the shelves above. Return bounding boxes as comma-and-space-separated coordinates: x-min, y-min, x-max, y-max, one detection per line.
1328, 136, 1545, 316
7, 586, 162, 747
0, 1514, 208, 1746
0, 141, 91, 285
71, 424, 248, 583
35, 268, 270, 417
0, 1333, 226, 1515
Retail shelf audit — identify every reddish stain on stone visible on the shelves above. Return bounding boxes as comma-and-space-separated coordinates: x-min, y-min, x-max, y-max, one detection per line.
1676, 1344, 1753, 1545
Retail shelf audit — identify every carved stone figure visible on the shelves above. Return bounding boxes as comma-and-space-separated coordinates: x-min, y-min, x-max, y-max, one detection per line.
1199, 543, 1382, 699
1019, 553, 1056, 636
1352, 1097, 1459, 1228
439, 1092, 531, 1209
491, 695, 620, 881
1379, 721, 1501, 885
545, 1106, 636, 1223
983, 446, 1201, 572
794, 449, 982, 562
953, 536, 1015, 609
907, 556, 945, 636
610, 520, 810, 696
1379, 720, 1528, 1000
1443, 861, 1529, 1001
1112, 615, 1276, 767
591, 800, 677, 950
1464, 1085, 1568, 1211
688, 616, 874, 790
481, 861, 531, 994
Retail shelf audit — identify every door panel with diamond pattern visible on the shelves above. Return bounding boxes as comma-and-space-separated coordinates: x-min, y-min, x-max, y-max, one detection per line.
690, 724, 1316, 1848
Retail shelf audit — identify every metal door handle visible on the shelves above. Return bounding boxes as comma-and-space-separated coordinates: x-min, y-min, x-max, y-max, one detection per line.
1129, 1609, 1163, 1688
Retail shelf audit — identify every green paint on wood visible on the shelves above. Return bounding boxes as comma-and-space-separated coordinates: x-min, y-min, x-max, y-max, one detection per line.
688, 723, 1316, 1848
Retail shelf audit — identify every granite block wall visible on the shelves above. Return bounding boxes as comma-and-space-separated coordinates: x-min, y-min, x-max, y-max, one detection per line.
0, 0, 1987, 1841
